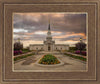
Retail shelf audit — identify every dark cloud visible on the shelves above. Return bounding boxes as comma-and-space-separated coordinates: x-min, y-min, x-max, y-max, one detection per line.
51, 14, 86, 34
13, 13, 86, 42
59, 35, 82, 41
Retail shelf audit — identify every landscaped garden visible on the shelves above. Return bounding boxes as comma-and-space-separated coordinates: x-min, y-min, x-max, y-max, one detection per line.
67, 40, 87, 56
64, 53, 86, 62
39, 54, 60, 65
14, 41, 31, 56
67, 48, 86, 56
22, 48, 31, 53
14, 53, 34, 61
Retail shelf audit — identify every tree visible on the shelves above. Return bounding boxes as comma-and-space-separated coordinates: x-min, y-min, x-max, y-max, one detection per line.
76, 42, 86, 54
14, 42, 23, 50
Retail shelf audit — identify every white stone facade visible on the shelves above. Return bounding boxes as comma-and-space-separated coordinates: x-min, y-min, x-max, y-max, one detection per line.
29, 23, 69, 51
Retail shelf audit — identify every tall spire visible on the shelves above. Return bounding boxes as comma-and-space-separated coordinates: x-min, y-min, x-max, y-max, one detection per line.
48, 19, 50, 30
46, 19, 52, 40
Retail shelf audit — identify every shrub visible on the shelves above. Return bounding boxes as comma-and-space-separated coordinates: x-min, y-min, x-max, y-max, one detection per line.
81, 51, 87, 56
75, 50, 87, 56
14, 50, 23, 56
75, 50, 80, 54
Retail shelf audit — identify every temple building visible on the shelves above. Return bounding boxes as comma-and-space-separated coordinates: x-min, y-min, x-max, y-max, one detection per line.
29, 22, 69, 51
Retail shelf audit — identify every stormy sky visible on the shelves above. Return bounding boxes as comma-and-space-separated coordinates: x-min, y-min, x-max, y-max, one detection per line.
13, 13, 87, 47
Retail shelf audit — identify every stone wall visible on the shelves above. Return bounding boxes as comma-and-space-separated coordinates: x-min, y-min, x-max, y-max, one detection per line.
29, 45, 44, 50
29, 44, 69, 51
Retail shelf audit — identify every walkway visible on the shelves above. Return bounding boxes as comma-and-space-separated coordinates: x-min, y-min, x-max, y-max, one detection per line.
14, 51, 87, 72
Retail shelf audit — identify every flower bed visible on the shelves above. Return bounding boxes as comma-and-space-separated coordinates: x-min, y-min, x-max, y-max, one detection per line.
39, 54, 60, 65
14, 50, 23, 56
75, 50, 87, 56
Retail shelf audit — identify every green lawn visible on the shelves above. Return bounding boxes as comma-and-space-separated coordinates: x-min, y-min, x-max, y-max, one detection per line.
22, 49, 31, 53
67, 50, 75, 53
64, 53, 86, 62
14, 53, 34, 61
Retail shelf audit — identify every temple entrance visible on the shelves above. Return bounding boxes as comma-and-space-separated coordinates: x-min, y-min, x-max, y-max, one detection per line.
48, 46, 51, 51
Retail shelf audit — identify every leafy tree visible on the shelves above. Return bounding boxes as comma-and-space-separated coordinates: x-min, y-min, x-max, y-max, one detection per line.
14, 42, 23, 50
76, 42, 86, 54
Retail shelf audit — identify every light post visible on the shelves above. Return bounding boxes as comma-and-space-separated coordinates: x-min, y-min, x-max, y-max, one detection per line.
80, 37, 82, 43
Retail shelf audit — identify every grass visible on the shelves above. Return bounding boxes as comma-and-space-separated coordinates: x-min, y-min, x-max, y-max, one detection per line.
14, 53, 34, 61
67, 50, 75, 53
39, 54, 60, 65
64, 53, 86, 62
22, 49, 31, 53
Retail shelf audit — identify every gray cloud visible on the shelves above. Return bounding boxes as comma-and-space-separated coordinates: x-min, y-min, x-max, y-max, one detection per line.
59, 35, 82, 41
13, 13, 86, 42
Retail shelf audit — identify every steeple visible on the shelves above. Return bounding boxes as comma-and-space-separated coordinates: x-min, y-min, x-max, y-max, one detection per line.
46, 19, 52, 40
48, 19, 50, 30
48, 23, 50, 30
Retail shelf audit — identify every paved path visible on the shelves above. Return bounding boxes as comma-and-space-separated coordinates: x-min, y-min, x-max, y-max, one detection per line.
14, 51, 87, 71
